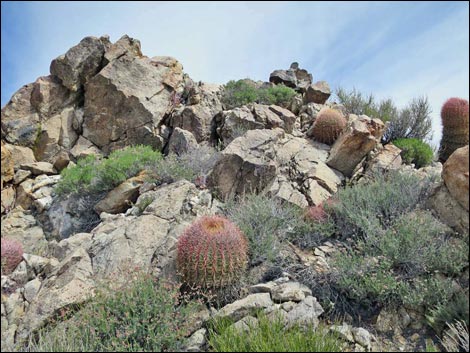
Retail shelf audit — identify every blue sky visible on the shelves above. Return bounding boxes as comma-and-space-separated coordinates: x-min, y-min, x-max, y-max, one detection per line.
1, 1, 469, 146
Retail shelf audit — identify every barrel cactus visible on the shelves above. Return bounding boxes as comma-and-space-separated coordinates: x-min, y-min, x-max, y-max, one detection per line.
1, 238, 23, 274
310, 108, 347, 145
439, 98, 469, 162
177, 215, 248, 289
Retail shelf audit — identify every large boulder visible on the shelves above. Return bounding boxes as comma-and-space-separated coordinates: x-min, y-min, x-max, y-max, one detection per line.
1, 140, 14, 187
3, 144, 37, 171
33, 107, 79, 162
30, 75, 78, 119
170, 82, 223, 142
304, 81, 331, 104
50, 35, 110, 91
442, 145, 469, 211
327, 115, 385, 177
269, 69, 298, 88
208, 128, 343, 207
365, 143, 403, 175
428, 184, 469, 235
1, 208, 48, 255
94, 173, 146, 214
1, 83, 40, 147
17, 248, 95, 342
89, 180, 216, 278
83, 36, 184, 153
269, 63, 313, 92
208, 129, 282, 200
215, 104, 296, 146
167, 127, 199, 156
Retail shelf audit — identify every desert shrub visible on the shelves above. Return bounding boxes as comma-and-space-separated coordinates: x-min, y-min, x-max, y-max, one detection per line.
260, 84, 297, 107
336, 87, 432, 143
56, 145, 162, 195
222, 79, 259, 109
208, 312, 341, 352
331, 211, 468, 314
55, 154, 98, 195
25, 274, 200, 352
177, 215, 248, 289
439, 97, 469, 162
224, 194, 323, 265
392, 138, 434, 168
330, 170, 435, 239
365, 211, 468, 277
310, 108, 347, 145
147, 145, 220, 187
427, 292, 469, 335
1, 237, 23, 275
222, 79, 296, 109
384, 96, 433, 143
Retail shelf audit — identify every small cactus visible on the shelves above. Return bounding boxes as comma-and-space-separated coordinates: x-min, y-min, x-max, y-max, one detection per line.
177, 215, 248, 289
310, 108, 347, 145
305, 204, 328, 223
1, 238, 23, 275
439, 98, 469, 162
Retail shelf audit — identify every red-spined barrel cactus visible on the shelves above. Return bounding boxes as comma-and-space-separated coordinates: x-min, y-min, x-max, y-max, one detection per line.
439, 98, 469, 162
310, 108, 347, 145
305, 204, 328, 223
1, 238, 23, 274
177, 215, 248, 289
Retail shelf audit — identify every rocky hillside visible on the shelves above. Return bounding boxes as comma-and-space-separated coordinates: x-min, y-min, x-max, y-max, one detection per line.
1, 35, 469, 352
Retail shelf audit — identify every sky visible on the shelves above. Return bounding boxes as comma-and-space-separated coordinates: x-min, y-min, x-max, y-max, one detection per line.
1, 1, 469, 147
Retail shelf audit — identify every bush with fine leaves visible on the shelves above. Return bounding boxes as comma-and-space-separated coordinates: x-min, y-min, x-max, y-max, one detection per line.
24, 274, 201, 352
330, 170, 435, 239
336, 87, 432, 143
392, 138, 434, 168
222, 79, 296, 109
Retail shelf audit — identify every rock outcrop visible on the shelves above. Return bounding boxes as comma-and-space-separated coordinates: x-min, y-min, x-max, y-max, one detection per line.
208, 128, 343, 207
327, 115, 386, 177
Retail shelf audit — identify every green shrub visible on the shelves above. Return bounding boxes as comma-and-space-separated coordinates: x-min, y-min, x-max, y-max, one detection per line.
222, 80, 259, 109
25, 274, 200, 352
392, 138, 434, 168
427, 292, 470, 334
56, 145, 162, 196
331, 211, 468, 312
146, 145, 220, 186
365, 211, 468, 277
55, 154, 98, 195
222, 79, 296, 109
208, 312, 341, 352
261, 84, 297, 107
224, 194, 321, 265
330, 170, 435, 239
336, 87, 432, 143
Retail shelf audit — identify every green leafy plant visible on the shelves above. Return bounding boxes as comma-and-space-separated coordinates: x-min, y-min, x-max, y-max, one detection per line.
330, 170, 435, 239
24, 273, 200, 352
56, 145, 162, 196
224, 194, 321, 264
222, 79, 296, 109
336, 87, 433, 143
392, 138, 434, 168
177, 215, 248, 289
208, 312, 341, 352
